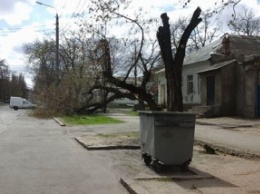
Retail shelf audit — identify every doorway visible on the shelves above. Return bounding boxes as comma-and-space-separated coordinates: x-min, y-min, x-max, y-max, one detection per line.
207, 76, 215, 106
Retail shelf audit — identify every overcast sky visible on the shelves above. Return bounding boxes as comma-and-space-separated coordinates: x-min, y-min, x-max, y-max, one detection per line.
0, 0, 260, 88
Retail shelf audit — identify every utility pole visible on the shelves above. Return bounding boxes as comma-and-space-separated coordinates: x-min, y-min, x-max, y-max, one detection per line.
36, 1, 59, 86
55, 13, 59, 86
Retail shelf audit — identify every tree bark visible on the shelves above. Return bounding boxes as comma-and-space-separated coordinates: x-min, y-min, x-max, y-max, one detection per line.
157, 7, 202, 111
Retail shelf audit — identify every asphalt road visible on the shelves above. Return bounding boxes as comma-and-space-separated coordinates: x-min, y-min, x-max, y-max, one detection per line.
0, 105, 127, 194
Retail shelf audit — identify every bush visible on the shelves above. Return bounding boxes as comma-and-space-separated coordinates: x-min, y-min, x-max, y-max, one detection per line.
28, 107, 61, 119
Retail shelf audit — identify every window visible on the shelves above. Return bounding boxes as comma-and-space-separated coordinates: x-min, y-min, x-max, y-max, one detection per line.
187, 75, 193, 94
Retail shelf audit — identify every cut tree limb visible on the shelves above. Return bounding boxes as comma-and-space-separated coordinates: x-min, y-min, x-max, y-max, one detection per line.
157, 7, 202, 111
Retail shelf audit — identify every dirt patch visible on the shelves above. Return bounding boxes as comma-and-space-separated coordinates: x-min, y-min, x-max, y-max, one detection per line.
76, 132, 140, 148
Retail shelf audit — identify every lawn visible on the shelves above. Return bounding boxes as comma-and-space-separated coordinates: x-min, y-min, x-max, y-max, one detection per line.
60, 115, 124, 125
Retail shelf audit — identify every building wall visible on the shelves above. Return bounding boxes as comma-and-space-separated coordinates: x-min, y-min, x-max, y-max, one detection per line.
214, 71, 222, 107
182, 61, 210, 105
200, 71, 219, 105
220, 63, 236, 116
236, 63, 246, 117
182, 61, 210, 104
197, 70, 222, 117
200, 74, 206, 106
200, 71, 220, 106
157, 59, 259, 118
156, 61, 210, 106
236, 61, 259, 118
200, 61, 259, 118
200, 63, 236, 116
156, 72, 167, 105
244, 68, 257, 118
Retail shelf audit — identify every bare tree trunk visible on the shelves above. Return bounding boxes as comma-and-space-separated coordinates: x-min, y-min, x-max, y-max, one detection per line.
157, 7, 202, 111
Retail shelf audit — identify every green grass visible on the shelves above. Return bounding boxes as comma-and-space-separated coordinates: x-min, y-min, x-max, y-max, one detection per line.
60, 115, 124, 125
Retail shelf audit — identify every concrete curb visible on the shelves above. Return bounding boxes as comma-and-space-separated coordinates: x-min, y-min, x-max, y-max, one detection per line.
196, 121, 253, 128
53, 117, 66, 126
194, 139, 260, 160
74, 135, 260, 159
74, 137, 140, 150
120, 178, 150, 194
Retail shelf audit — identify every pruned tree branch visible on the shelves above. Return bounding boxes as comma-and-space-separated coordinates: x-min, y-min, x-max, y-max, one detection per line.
157, 7, 202, 111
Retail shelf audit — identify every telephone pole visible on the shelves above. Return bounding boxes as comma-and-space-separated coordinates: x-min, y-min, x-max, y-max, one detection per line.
55, 13, 59, 86
36, 1, 59, 86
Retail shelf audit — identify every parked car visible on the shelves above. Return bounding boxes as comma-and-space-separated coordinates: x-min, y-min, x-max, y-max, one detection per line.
9, 96, 36, 110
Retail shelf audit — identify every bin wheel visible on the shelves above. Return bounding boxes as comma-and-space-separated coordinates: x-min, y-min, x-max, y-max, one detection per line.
152, 161, 163, 173
143, 154, 152, 165
180, 161, 190, 172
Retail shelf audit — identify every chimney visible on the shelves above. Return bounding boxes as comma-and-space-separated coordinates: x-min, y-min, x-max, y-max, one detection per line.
222, 34, 231, 55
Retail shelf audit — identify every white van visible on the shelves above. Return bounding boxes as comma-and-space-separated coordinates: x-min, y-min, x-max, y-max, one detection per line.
9, 96, 36, 110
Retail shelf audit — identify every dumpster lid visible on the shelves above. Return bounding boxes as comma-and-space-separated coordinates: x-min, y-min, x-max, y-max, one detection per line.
138, 111, 195, 116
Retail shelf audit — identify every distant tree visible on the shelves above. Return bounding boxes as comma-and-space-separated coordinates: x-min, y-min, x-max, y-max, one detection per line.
0, 60, 9, 80
58, 35, 97, 114
24, 40, 56, 89
170, 10, 220, 54
182, 0, 242, 12
0, 60, 10, 102
10, 73, 27, 98
18, 74, 27, 98
228, 5, 260, 36
170, 17, 188, 53
189, 10, 220, 51
24, 39, 61, 113
24, 36, 97, 115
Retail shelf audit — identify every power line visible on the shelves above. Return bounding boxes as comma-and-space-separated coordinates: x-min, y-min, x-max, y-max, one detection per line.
61, 0, 88, 32
0, 0, 88, 36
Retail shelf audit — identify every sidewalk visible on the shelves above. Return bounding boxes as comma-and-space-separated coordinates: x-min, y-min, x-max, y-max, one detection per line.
109, 114, 260, 158
71, 114, 260, 194
195, 117, 260, 158
195, 124, 260, 158
71, 114, 260, 158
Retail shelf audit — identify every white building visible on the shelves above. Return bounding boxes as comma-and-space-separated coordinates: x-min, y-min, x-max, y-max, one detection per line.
156, 34, 228, 110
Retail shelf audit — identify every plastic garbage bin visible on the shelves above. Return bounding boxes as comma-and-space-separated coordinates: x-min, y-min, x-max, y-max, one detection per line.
139, 111, 196, 172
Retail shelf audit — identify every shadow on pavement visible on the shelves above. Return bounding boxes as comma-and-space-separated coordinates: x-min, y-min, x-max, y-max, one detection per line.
135, 165, 237, 189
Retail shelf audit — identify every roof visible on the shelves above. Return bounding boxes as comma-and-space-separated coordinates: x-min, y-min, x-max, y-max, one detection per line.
184, 38, 223, 65
154, 34, 260, 74
184, 34, 260, 65
230, 35, 260, 56
198, 59, 236, 74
